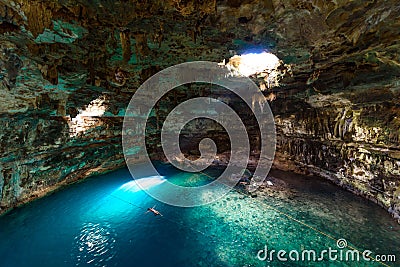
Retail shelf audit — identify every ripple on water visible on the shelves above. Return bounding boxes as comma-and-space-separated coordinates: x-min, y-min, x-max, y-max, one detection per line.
73, 222, 117, 266
1, 167, 399, 267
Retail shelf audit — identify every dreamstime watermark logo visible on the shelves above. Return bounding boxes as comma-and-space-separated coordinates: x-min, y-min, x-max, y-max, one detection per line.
122, 61, 276, 207
256, 238, 397, 263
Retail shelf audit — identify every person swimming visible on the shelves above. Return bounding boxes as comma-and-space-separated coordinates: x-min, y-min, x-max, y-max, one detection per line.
146, 205, 162, 216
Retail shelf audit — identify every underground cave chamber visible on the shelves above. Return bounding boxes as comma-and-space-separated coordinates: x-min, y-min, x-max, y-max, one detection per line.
0, 1, 400, 266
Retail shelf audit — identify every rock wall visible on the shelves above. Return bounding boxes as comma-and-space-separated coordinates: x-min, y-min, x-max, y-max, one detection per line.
0, 109, 125, 213
272, 89, 400, 222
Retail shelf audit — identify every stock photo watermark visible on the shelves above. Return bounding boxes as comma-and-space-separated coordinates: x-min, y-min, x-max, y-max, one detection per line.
256, 238, 397, 263
122, 61, 276, 207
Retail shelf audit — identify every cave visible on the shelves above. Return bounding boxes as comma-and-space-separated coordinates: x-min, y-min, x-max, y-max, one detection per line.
0, 0, 400, 266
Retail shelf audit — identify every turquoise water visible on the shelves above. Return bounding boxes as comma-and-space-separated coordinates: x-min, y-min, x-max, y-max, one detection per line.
0, 165, 399, 267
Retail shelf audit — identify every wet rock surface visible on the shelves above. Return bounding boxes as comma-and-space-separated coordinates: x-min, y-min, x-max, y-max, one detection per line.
272, 92, 400, 223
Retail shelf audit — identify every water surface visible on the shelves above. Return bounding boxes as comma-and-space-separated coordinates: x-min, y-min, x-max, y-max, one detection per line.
0, 165, 399, 267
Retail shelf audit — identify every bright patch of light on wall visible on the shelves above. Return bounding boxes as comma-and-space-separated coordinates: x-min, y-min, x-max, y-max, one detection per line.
68, 95, 108, 137
224, 52, 280, 77
222, 51, 291, 91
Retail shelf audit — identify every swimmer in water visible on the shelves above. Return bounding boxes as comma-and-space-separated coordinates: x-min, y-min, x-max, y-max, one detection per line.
146, 205, 162, 216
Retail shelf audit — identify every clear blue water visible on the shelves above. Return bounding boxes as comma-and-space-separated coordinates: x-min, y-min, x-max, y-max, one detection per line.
0, 165, 399, 267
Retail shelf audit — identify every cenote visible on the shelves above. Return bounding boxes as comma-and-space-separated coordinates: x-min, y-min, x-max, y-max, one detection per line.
0, 164, 399, 267
2, 1, 400, 267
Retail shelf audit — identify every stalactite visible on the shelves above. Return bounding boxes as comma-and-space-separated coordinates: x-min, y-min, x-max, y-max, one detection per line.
134, 32, 149, 62
88, 58, 95, 85
38, 63, 58, 85
57, 99, 66, 116
20, 1, 54, 37
151, 22, 164, 48
119, 28, 132, 64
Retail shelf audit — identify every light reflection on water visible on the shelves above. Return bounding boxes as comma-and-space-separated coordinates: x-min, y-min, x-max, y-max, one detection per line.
0, 166, 399, 267
118, 176, 166, 193
74, 222, 117, 266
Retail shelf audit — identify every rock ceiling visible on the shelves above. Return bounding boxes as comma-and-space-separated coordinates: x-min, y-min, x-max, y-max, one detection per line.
0, 0, 399, 113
